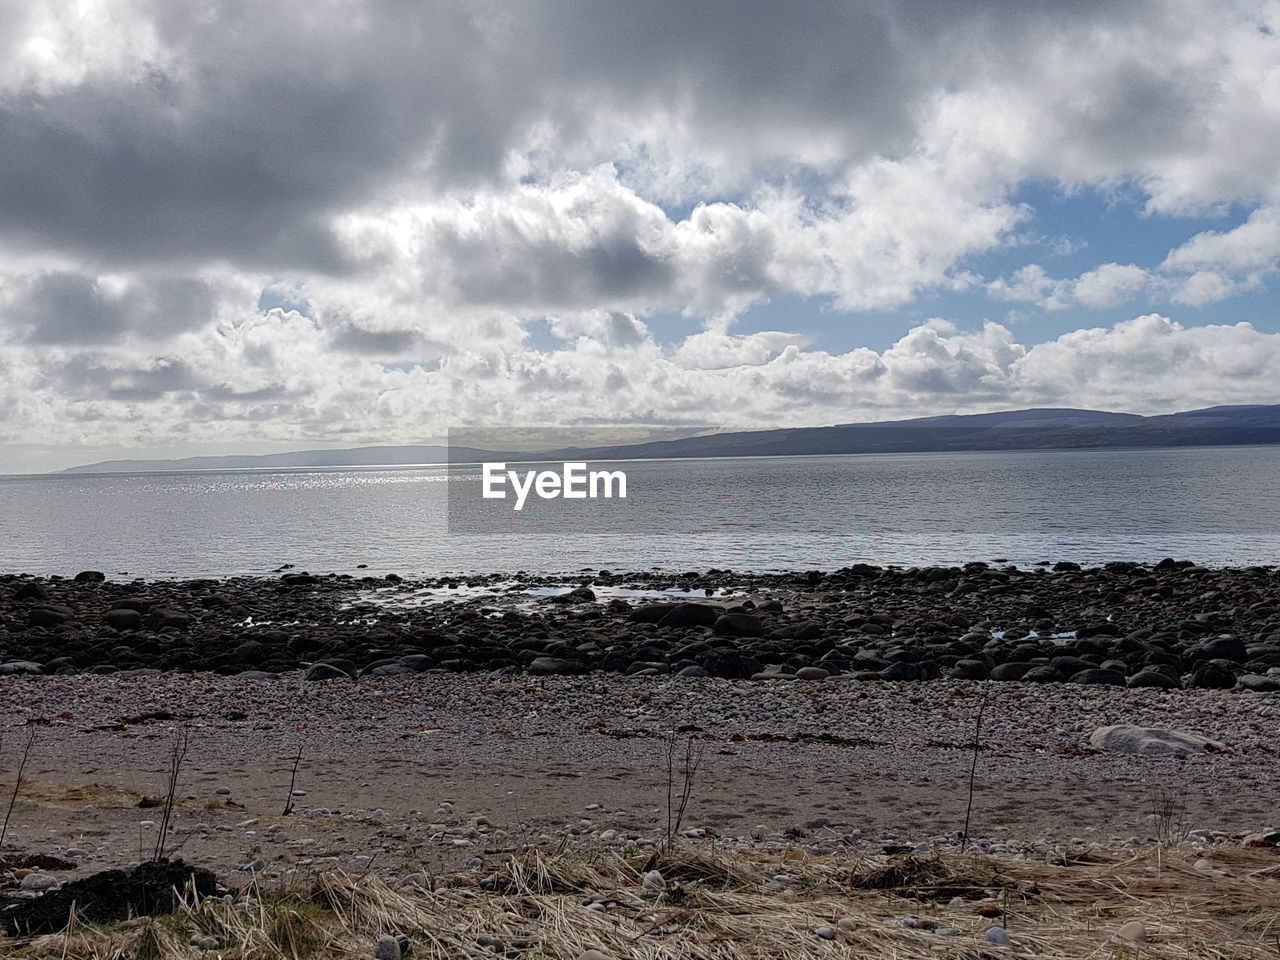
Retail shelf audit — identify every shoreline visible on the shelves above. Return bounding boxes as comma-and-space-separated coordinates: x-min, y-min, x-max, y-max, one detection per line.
2, 561, 1279, 690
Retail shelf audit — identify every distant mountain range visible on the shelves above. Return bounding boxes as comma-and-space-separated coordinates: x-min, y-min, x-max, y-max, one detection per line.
61, 404, 1280, 473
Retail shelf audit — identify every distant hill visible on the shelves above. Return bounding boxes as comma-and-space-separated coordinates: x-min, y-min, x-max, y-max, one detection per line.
60, 404, 1280, 473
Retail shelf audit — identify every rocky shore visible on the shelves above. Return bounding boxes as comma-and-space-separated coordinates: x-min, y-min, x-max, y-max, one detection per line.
3, 561, 1280, 690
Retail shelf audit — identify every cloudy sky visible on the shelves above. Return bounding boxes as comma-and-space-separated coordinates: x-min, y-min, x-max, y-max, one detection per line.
3, 0, 1280, 472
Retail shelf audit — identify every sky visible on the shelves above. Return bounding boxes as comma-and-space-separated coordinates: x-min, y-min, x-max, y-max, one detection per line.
3, 0, 1280, 473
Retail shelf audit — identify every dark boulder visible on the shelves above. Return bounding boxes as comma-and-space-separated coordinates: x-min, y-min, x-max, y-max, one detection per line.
73, 570, 106, 583
145, 609, 191, 631
1127, 667, 1179, 689
1020, 665, 1066, 683
13, 582, 49, 601
104, 608, 144, 631
630, 602, 682, 624
949, 659, 989, 680
526, 656, 579, 676
304, 661, 354, 681
0, 661, 43, 675
1189, 661, 1237, 689
712, 613, 765, 638
1186, 635, 1247, 664
657, 603, 721, 628
29, 605, 75, 627
1069, 668, 1126, 686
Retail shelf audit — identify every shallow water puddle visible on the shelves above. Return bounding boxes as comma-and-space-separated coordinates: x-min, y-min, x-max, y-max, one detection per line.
353, 581, 741, 610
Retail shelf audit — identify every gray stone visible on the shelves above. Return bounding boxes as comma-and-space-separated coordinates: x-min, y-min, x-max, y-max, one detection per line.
795, 666, 830, 681
375, 935, 401, 960
985, 926, 1013, 946
1237, 674, 1280, 692
1089, 724, 1224, 756
304, 662, 350, 682
527, 656, 578, 676
0, 660, 43, 675
1127, 668, 1179, 689
20, 873, 58, 891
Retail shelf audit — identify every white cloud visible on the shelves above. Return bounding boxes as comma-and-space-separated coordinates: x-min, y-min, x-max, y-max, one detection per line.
1, 1, 1280, 466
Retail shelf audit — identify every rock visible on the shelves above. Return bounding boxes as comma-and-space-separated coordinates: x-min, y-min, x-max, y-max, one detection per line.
1089, 725, 1224, 756
1237, 674, 1280, 692
74, 570, 106, 582
369, 663, 417, 677
527, 656, 579, 676
984, 926, 1013, 945
950, 659, 989, 680
1190, 661, 1236, 689
676, 664, 710, 677
1116, 920, 1147, 942
194, 936, 224, 950
794, 666, 830, 681
1127, 668, 1179, 689
989, 662, 1032, 681
712, 613, 765, 637
577, 951, 611, 960
1186, 635, 1248, 664
657, 603, 721, 628
0, 661, 43, 675
305, 663, 351, 682
751, 665, 794, 680
29, 605, 75, 627
836, 917, 857, 931
13, 582, 49, 601
145, 609, 191, 630
815, 926, 836, 939
375, 935, 402, 960
1069, 668, 1126, 686
1020, 665, 1065, 683
1243, 830, 1280, 848
104, 608, 144, 631
19, 873, 58, 891
642, 869, 664, 890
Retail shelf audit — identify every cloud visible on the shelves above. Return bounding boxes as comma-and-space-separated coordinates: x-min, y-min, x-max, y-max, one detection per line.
2, 1, 1280, 467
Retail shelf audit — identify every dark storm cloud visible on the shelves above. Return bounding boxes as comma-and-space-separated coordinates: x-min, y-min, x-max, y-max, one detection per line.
4, 272, 218, 345
328, 323, 423, 355
50, 355, 199, 401
0, 0, 1166, 277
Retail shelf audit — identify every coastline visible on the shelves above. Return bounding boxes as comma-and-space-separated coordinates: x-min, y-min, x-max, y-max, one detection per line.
3, 561, 1278, 689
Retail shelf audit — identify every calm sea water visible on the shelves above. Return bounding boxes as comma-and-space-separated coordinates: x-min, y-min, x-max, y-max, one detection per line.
2, 446, 1280, 578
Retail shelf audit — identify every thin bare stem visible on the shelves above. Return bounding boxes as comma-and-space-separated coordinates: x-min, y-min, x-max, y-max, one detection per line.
151, 725, 190, 862
960, 683, 990, 854
0, 726, 36, 849
283, 741, 305, 816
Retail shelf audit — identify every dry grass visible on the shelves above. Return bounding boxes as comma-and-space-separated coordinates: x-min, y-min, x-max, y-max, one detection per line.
4, 844, 1279, 959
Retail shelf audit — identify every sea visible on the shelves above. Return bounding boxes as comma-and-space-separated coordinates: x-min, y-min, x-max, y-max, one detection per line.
2, 445, 1279, 579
